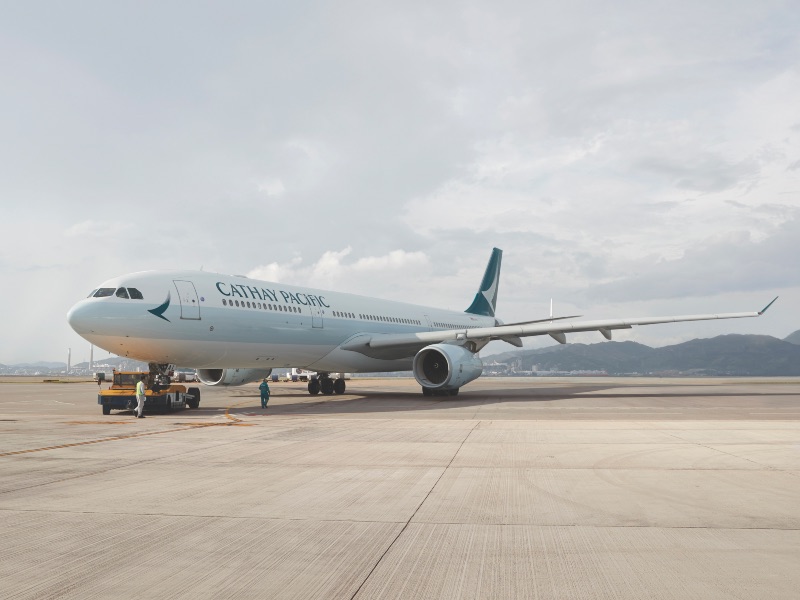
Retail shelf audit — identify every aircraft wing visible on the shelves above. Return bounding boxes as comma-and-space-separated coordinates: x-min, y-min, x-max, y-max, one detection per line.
339, 298, 778, 359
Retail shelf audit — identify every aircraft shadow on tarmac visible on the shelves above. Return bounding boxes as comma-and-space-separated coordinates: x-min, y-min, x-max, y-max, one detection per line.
207, 384, 800, 416
213, 385, 622, 416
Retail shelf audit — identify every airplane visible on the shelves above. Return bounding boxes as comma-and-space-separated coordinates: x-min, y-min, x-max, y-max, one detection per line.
67, 248, 777, 397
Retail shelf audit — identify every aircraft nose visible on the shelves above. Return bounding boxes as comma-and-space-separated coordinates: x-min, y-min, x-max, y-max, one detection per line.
67, 301, 93, 335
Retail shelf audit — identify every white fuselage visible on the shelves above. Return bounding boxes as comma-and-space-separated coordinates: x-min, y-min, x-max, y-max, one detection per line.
67, 270, 495, 372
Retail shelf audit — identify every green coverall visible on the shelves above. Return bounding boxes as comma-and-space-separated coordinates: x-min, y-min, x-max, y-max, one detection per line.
259, 380, 270, 408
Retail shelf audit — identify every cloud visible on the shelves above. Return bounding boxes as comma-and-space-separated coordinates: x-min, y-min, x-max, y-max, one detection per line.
351, 249, 428, 271
635, 154, 760, 193
247, 248, 430, 296
64, 220, 125, 238
585, 218, 800, 302
256, 178, 285, 197
2, 1, 800, 361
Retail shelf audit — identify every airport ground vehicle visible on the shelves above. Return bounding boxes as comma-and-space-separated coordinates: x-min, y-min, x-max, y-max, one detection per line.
290, 368, 316, 382
97, 370, 200, 415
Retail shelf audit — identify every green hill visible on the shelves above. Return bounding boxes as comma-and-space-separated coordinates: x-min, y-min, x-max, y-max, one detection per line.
785, 330, 800, 345
491, 334, 800, 376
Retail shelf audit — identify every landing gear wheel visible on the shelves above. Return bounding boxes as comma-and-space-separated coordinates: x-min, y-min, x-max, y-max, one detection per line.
102, 403, 111, 415
187, 387, 201, 409
321, 378, 334, 395
333, 378, 346, 395
308, 379, 320, 395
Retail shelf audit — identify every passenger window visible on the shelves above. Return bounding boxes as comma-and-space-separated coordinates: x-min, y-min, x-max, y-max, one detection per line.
128, 288, 144, 300
115, 288, 130, 299
93, 288, 115, 298
235, 300, 240, 307
222, 299, 227, 306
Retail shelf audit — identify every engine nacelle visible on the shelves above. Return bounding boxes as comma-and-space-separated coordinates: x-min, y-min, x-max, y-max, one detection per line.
412, 344, 483, 391
196, 368, 272, 386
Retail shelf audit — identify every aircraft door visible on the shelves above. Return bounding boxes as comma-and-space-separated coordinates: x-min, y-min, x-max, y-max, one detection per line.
310, 306, 323, 328
173, 280, 201, 320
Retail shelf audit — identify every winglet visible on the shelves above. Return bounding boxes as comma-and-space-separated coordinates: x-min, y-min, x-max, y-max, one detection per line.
758, 296, 778, 315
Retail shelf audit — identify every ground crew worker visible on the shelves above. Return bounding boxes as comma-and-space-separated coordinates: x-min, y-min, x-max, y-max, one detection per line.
135, 375, 146, 418
259, 378, 270, 409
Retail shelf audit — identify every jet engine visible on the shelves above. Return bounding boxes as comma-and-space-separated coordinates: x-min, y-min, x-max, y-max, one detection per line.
196, 368, 273, 386
412, 344, 483, 392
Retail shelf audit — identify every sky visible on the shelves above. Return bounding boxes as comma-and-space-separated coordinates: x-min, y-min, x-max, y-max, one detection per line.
1, 0, 799, 364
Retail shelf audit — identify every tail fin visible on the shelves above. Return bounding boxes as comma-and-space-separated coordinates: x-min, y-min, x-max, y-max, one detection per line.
465, 248, 502, 317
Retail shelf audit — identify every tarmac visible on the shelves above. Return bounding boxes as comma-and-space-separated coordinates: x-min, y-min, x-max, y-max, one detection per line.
1, 376, 799, 599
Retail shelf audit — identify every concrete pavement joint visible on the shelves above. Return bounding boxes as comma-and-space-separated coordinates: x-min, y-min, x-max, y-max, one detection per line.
0, 426, 196, 458
0, 409, 261, 460
0, 427, 267, 495
348, 420, 481, 600
3, 507, 800, 531
660, 430, 785, 472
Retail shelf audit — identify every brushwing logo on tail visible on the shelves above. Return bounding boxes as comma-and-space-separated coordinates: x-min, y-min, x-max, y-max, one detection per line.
148, 292, 171, 322
465, 248, 502, 317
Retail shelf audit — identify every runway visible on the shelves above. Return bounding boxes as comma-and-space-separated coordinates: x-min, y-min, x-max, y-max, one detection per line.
1, 377, 799, 599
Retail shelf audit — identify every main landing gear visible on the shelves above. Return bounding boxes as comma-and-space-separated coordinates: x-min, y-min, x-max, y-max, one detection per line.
308, 374, 346, 396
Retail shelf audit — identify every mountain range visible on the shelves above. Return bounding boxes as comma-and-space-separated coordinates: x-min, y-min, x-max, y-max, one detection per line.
3, 330, 800, 376
490, 331, 800, 376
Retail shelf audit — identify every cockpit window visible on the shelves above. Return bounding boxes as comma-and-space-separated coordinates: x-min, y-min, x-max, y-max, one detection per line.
115, 287, 130, 299
87, 289, 97, 298
128, 288, 143, 300
93, 288, 115, 298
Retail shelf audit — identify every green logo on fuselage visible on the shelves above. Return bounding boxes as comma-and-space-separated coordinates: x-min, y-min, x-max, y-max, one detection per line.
148, 293, 171, 322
